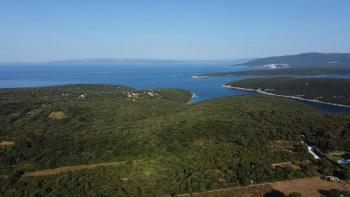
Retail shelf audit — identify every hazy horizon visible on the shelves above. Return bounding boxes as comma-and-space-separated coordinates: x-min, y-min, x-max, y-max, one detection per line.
1, 1, 350, 62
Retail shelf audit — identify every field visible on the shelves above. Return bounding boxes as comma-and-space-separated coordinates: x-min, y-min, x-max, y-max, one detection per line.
48, 111, 66, 119
272, 177, 350, 196
271, 162, 302, 170
179, 184, 273, 197
180, 177, 350, 197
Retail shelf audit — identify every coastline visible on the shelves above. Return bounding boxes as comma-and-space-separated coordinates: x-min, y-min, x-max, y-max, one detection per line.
223, 84, 350, 108
187, 92, 198, 104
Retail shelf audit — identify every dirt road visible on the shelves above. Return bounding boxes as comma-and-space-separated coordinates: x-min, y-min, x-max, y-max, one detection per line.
23, 161, 126, 177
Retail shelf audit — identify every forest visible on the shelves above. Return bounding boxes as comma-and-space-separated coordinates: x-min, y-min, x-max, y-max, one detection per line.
227, 77, 350, 106
0, 84, 350, 196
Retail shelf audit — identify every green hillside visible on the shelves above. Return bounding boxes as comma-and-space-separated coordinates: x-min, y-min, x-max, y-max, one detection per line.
200, 67, 350, 77
234, 53, 350, 68
227, 77, 350, 106
194, 53, 350, 78
1, 85, 350, 196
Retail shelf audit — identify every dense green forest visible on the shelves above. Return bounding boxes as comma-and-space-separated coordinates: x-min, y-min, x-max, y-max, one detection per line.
1, 84, 350, 196
195, 67, 350, 77
227, 77, 350, 106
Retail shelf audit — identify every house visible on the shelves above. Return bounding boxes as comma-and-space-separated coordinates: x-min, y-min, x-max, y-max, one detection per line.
324, 176, 340, 182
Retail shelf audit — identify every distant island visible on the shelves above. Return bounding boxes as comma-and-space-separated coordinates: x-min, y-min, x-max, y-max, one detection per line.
0, 58, 252, 65
232, 52, 350, 68
225, 77, 350, 106
195, 67, 350, 78
193, 52, 350, 78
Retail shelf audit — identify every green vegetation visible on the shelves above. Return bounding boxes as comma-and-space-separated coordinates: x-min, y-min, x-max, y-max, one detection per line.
227, 77, 350, 106
0, 84, 192, 170
233, 52, 350, 67
326, 151, 350, 162
1, 84, 350, 196
197, 67, 350, 77
196, 52, 350, 78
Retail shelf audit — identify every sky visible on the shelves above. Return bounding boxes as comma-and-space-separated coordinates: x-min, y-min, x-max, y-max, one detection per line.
0, 0, 350, 62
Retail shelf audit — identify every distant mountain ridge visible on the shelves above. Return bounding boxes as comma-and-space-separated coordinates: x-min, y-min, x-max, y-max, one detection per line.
234, 52, 350, 68
1, 58, 253, 65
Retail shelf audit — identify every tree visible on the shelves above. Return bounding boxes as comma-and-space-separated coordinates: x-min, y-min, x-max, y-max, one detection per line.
264, 190, 285, 197
288, 192, 302, 197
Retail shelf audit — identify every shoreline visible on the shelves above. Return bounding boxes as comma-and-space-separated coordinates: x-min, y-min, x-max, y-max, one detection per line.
187, 92, 198, 104
223, 84, 350, 108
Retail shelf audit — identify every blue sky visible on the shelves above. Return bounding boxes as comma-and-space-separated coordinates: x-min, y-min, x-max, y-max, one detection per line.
0, 0, 350, 61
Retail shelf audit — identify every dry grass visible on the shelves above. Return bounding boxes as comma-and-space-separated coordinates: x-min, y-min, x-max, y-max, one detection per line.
0, 140, 15, 147
179, 184, 273, 197
272, 162, 301, 170
48, 111, 66, 119
269, 140, 296, 153
23, 161, 126, 177
271, 177, 350, 197
179, 177, 350, 197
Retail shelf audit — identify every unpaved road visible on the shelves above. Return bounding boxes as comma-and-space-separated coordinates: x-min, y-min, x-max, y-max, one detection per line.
0, 140, 15, 147
23, 161, 126, 177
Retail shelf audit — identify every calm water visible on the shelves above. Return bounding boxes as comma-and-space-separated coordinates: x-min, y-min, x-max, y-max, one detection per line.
0, 63, 349, 113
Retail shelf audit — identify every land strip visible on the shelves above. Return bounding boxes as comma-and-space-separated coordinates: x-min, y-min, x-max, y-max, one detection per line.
0, 140, 15, 147
23, 161, 126, 177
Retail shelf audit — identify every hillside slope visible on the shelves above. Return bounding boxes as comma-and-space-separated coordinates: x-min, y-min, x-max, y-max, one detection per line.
227, 77, 350, 106
234, 52, 350, 68
1, 85, 350, 196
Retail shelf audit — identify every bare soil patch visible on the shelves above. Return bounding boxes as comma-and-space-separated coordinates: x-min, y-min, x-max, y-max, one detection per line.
271, 177, 350, 197
179, 184, 273, 197
272, 162, 301, 170
0, 140, 15, 147
48, 111, 66, 119
179, 177, 350, 197
269, 140, 297, 153
23, 161, 125, 177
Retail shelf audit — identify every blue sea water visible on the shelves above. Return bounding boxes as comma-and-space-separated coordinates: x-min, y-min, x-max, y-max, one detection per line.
0, 63, 256, 102
0, 63, 349, 113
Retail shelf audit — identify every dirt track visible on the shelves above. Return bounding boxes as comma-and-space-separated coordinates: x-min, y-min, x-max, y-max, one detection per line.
179, 184, 272, 197
0, 140, 15, 147
23, 161, 125, 177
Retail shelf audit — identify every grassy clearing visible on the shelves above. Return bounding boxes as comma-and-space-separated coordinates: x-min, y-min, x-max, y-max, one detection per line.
271, 177, 350, 196
269, 140, 298, 153
23, 161, 127, 176
48, 111, 66, 119
180, 177, 350, 197
271, 162, 302, 170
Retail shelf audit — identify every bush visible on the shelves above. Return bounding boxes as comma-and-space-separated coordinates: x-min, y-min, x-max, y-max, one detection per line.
288, 192, 302, 197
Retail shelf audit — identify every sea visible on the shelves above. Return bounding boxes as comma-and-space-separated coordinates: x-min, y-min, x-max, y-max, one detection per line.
0, 63, 349, 113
